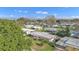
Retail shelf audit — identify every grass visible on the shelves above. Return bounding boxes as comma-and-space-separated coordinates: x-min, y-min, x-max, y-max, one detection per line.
31, 39, 55, 51
24, 33, 55, 51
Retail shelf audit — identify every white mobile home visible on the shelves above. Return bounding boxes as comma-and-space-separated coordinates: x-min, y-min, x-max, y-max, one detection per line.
22, 28, 35, 35
30, 32, 59, 42
32, 26, 42, 30
24, 25, 34, 28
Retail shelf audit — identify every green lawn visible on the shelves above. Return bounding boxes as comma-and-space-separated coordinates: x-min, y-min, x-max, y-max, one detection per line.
31, 39, 55, 51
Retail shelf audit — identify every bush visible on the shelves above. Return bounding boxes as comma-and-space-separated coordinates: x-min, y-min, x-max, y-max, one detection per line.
48, 42, 55, 47
36, 41, 43, 46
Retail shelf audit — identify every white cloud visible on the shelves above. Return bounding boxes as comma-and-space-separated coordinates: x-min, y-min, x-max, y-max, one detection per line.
53, 14, 57, 17
24, 11, 28, 13
18, 10, 22, 13
58, 16, 79, 19
14, 9, 22, 13
0, 15, 9, 18
42, 11, 48, 14
0, 15, 4, 17
35, 11, 42, 14
14, 10, 28, 13
35, 11, 48, 14
20, 15, 26, 17
9, 15, 14, 17
58, 16, 69, 19
71, 16, 79, 18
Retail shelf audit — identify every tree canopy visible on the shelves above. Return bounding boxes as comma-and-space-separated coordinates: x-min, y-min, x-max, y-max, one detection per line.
0, 20, 32, 51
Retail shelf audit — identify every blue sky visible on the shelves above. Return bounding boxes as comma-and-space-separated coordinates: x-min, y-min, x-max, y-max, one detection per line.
0, 7, 79, 19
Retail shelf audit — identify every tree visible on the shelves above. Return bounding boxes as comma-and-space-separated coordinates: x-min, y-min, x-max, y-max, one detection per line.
0, 20, 32, 51
65, 26, 71, 37
16, 17, 27, 26
56, 26, 70, 37
44, 15, 56, 25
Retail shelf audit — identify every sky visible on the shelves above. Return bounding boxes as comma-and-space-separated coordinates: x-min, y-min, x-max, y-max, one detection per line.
0, 7, 79, 19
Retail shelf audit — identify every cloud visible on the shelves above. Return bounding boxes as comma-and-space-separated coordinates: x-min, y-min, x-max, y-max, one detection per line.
9, 15, 14, 17
42, 11, 48, 14
0, 15, 9, 18
14, 9, 22, 13
53, 14, 57, 17
14, 10, 28, 13
35, 11, 48, 14
58, 15, 79, 19
24, 11, 28, 13
36, 11, 42, 14
71, 16, 79, 18
18, 10, 22, 13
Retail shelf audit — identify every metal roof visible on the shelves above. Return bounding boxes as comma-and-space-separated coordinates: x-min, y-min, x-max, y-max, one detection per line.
30, 32, 57, 40
71, 31, 79, 38
56, 37, 79, 49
